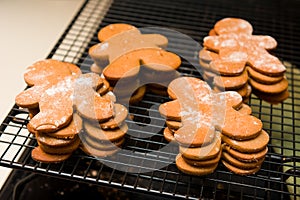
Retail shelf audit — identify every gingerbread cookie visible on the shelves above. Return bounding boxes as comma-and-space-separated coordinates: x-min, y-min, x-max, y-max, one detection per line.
16, 59, 81, 109
183, 151, 221, 167
222, 144, 268, 162
99, 103, 128, 130
249, 77, 288, 94
90, 23, 168, 69
38, 136, 80, 155
31, 146, 72, 163
90, 23, 181, 104
221, 159, 261, 175
163, 127, 175, 142
253, 89, 289, 104
201, 18, 288, 103
179, 133, 221, 161
222, 151, 264, 169
176, 154, 219, 176
247, 66, 283, 84
221, 130, 269, 153
159, 76, 268, 175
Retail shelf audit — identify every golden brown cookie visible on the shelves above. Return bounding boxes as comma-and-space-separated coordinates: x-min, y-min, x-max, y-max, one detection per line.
99, 103, 128, 130
213, 69, 248, 90
183, 151, 221, 167
203, 18, 286, 82
176, 154, 218, 176
103, 48, 181, 82
247, 66, 283, 84
221, 159, 261, 175
222, 151, 265, 169
210, 60, 246, 76
80, 143, 119, 158
221, 111, 263, 140
249, 77, 288, 94
83, 122, 128, 142
163, 127, 175, 142
92, 23, 167, 62
165, 120, 182, 131
31, 146, 72, 163
252, 89, 289, 104
179, 133, 221, 161
221, 130, 269, 153
38, 136, 80, 155
222, 144, 268, 162
160, 76, 269, 175
16, 59, 81, 109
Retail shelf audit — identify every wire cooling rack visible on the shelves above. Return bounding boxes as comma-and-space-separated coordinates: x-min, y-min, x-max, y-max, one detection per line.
1, 0, 300, 199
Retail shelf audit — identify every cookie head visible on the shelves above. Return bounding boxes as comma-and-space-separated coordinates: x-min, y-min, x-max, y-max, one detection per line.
214, 18, 253, 35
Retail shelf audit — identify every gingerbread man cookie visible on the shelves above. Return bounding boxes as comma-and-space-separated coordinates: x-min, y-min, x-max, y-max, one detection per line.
89, 24, 181, 104
200, 18, 289, 104
159, 76, 268, 176
89, 23, 168, 72
15, 59, 81, 111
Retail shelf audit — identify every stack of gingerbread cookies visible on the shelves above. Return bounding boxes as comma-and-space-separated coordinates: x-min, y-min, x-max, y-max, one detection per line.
16, 59, 127, 162
159, 77, 222, 176
200, 18, 288, 104
221, 130, 269, 175
15, 59, 83, 163
80, 102, 129, 157
159, 76, 269, 176
89, 23, 181, 104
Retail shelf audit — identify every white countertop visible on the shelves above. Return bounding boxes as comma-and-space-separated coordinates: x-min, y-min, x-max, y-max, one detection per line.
0, 0, 84, 189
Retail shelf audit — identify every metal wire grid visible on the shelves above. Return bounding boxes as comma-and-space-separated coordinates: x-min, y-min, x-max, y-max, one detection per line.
0, 0, 300, 199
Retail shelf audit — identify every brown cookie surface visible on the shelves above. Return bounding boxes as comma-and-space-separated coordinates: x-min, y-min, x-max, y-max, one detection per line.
83, 122, 128, 142
210, 60, 246, 76
221, 130, 269, 153
249, 77, 288, 94
247, 66, 283, 84
38, 136, 80, 155
176, 154, 218, 176
253, 89, 289, 104
31, 146, 72, 163
99, 103, 128, 130
221, 160, 261, 175
80, 143, 119, 158
103, 48, 181, 81
165, 120, 182, 131
222, 151, 265, 169
163, 127, 175, 142
223, 144, 268, 162
91, 24, 167, 64
16, 59, 81, 109
213, 69, 248, 90
183, 150, 221, 167
214, 18, 253, 35
221, 112, 263, 140
179, 133, 221, 161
